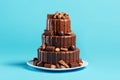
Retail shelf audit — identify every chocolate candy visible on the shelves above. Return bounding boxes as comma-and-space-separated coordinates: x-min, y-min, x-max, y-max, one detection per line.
57, 31, 64, 36
41, 43, 46, 50
33, 58, 38, 61
69, 62, 79, 68
79, 59, 83, 66
51, 65, 56, 68
44, 63, 51, 68
45, 46, 55, 51
53, 11, 69, 19
56, 63, 60, 68
60, 65, 66, 68
68, 45, 76, 50
79, 62, 83, 66
55, 48, 60, 52
37, 61, 44, 67
33, 58, 38, 66
61, 48, 68, 51
58, 15, 62, 19
66, 31, 73, 35
58, 60, 69, 68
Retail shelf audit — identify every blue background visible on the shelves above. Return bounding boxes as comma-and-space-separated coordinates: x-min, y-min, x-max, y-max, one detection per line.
0, 0, 120, 80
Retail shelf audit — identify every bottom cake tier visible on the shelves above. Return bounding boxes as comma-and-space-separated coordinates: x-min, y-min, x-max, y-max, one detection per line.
33, 48, 83, 68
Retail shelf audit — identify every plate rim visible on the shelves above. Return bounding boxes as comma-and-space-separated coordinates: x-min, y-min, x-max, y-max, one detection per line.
27, 60, 88, 71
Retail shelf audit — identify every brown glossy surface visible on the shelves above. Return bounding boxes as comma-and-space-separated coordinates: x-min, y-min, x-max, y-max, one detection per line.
38, 48, 80, 64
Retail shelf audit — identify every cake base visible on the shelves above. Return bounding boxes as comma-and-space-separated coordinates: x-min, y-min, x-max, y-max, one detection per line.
27, 60, 88, 71
32, 57, 83, 68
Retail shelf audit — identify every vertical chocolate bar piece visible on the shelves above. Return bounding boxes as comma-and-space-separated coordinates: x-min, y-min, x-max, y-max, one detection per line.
43, 52, 47, 63
47, 52, 52, 64
52, 37, 57, 46
65, 52, 69, 63
69, 52, 74, 62
52, 52, 57, 64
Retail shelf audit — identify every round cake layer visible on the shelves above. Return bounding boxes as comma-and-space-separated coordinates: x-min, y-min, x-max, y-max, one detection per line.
37, 48, 80, 64
47, 14, 71, 35
42, 34, 76, 48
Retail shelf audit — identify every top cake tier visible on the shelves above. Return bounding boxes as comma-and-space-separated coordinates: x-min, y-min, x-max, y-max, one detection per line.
46, 12, 71, 35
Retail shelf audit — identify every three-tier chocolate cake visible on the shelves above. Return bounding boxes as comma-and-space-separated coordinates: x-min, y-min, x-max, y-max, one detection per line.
33, 11, 83, 68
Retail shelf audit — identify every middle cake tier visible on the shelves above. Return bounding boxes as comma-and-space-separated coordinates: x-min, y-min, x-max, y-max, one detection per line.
42, 34, 76, 48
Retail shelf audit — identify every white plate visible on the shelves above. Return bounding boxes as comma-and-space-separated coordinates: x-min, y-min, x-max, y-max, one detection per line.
27, 60, 88, 71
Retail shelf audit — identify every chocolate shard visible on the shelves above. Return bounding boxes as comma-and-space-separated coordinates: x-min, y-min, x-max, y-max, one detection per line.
58, 60, 69, 68
69, 62, 80, 68
79, 59, 83, 63
37, 61, 44, 67
51, 64, 56, 68
33, 58, 38, 66
45, 46, 55, 51
53, 11, 69, 19
56, 63, 60, 68
44, 63, 51, 68
60, 65, 66, 68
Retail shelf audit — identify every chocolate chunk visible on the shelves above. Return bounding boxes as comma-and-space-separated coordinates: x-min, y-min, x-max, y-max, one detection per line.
79, 62, 83, 66
57, 31, 64, 36
53, 12, 69, 19
66, 31, 73, 35
58, 15, 62, 19
68, 45, 76, 50
33, 58, 38, 66
61, 48, 68, 51
55, 48, 60, 52
58, 60, 69, 68
33, 58, 38, 61
51, 64, 56, 68
45, 46, 55, 51
55, 11, 60, 16
41, 43, 46, 50
79, 59, 83, 66
79, 59, 83, 63
44, 63, 51, 68
61, 16, 66, 19
69, 62, 79, 68
56, 63, 60, 68
37, 61, 44, 67
60, 65, 66, 68
54, 11, 60, 19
